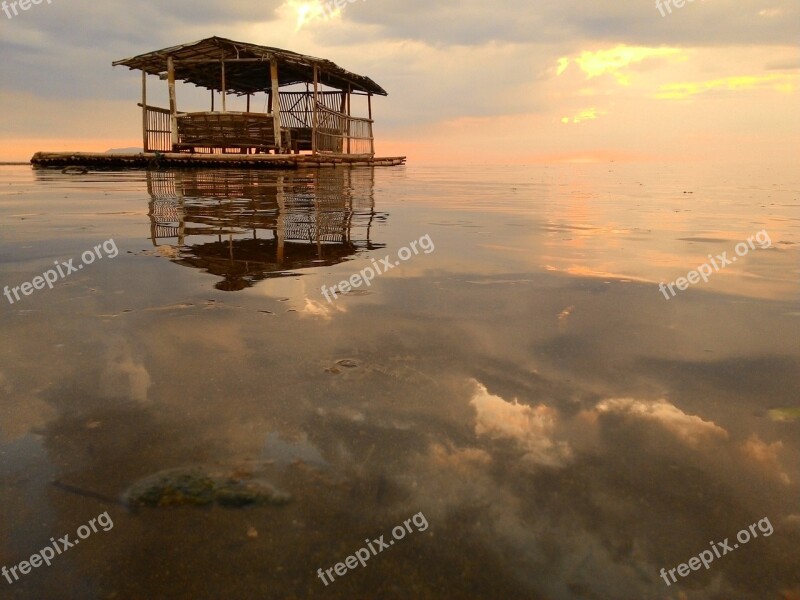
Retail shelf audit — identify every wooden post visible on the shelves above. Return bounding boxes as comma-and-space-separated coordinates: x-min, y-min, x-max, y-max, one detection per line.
312, 65, 319, 154
211, 89, 214, 111
346, 87, 351, 154
141, 71, 148, 152
220, 59, 227, 112
167, 57, 178, 150
270, 60, 281, 152
367, 92, 375, 156
368, 93, 374, 155
246, 93, 250, 113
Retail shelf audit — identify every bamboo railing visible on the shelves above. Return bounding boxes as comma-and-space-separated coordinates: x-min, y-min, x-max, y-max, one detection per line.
277, 92, 374, 156
278, 91, 341, 128
138, 103, 172, 152
138, 93, 374, 156
314, 104, 374, 156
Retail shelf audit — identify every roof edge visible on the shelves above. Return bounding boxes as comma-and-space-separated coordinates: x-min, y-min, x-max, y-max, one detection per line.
112, 36, 388, 96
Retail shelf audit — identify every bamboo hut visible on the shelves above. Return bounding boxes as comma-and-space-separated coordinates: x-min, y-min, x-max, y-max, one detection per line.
31, 37, 405, 169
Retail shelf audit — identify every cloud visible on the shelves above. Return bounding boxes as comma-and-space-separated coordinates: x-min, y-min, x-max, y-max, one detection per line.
561, 108, 605, 124
558, 45, 685, 85
656, 73, 798, 99
282, 0, 347, 30
99, 340, 153, 403
0, 394, 57, 442
429, 442, 493, 473
740, 434, 791, 485
469, 381, 572, 468
300, 297, 346, 319
333, 0, 800, 47
593, 398, 728, 447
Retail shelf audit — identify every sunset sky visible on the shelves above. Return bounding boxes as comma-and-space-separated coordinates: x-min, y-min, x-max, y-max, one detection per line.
0, 0, 797, 163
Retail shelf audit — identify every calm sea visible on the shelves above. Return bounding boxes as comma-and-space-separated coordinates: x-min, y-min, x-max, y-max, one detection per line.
1, 163, 798, 599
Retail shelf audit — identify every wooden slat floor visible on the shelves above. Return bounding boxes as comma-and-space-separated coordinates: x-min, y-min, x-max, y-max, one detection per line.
30, 152, 406, 170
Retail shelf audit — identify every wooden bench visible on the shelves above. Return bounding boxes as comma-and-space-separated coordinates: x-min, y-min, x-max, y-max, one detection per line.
176, 112, 291, 154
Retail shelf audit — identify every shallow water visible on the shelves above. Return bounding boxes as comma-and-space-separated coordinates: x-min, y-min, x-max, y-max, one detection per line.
0, 163, 798, 599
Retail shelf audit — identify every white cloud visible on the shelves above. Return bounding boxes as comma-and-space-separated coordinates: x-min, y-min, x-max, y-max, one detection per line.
470, 381, 572, 468
300, 297, 346, 319
99, 340, 152, 403
594, 398, 728, 447
740, 434, 791, 485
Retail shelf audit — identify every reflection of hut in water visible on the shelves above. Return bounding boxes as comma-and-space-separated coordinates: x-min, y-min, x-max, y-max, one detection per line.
147, 169, 385, 290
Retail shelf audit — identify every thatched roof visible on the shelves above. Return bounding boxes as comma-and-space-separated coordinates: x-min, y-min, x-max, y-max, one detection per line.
112, 36, 387, 96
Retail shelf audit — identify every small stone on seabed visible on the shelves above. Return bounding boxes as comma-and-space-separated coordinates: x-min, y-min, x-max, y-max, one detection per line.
123, 466, 291, 509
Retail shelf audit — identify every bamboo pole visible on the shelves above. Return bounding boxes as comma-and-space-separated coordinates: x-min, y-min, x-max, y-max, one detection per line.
312, 66, 319, 154
270, 60, 281, 152
221, 59, 227, 112
141, 71, 148, 152
167, 57, 178, 149
368, 93, 373, 155
346, 86, 351, 154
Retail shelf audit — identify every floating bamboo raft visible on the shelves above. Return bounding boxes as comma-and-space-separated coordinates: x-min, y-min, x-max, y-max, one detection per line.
30, 152, 406, 170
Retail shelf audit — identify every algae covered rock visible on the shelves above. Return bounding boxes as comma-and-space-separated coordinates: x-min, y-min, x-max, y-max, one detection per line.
123, 467, 290, 509
215, 478, 292, 507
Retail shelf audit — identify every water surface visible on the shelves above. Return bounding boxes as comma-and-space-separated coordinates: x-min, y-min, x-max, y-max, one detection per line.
1, 163, 798, 599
